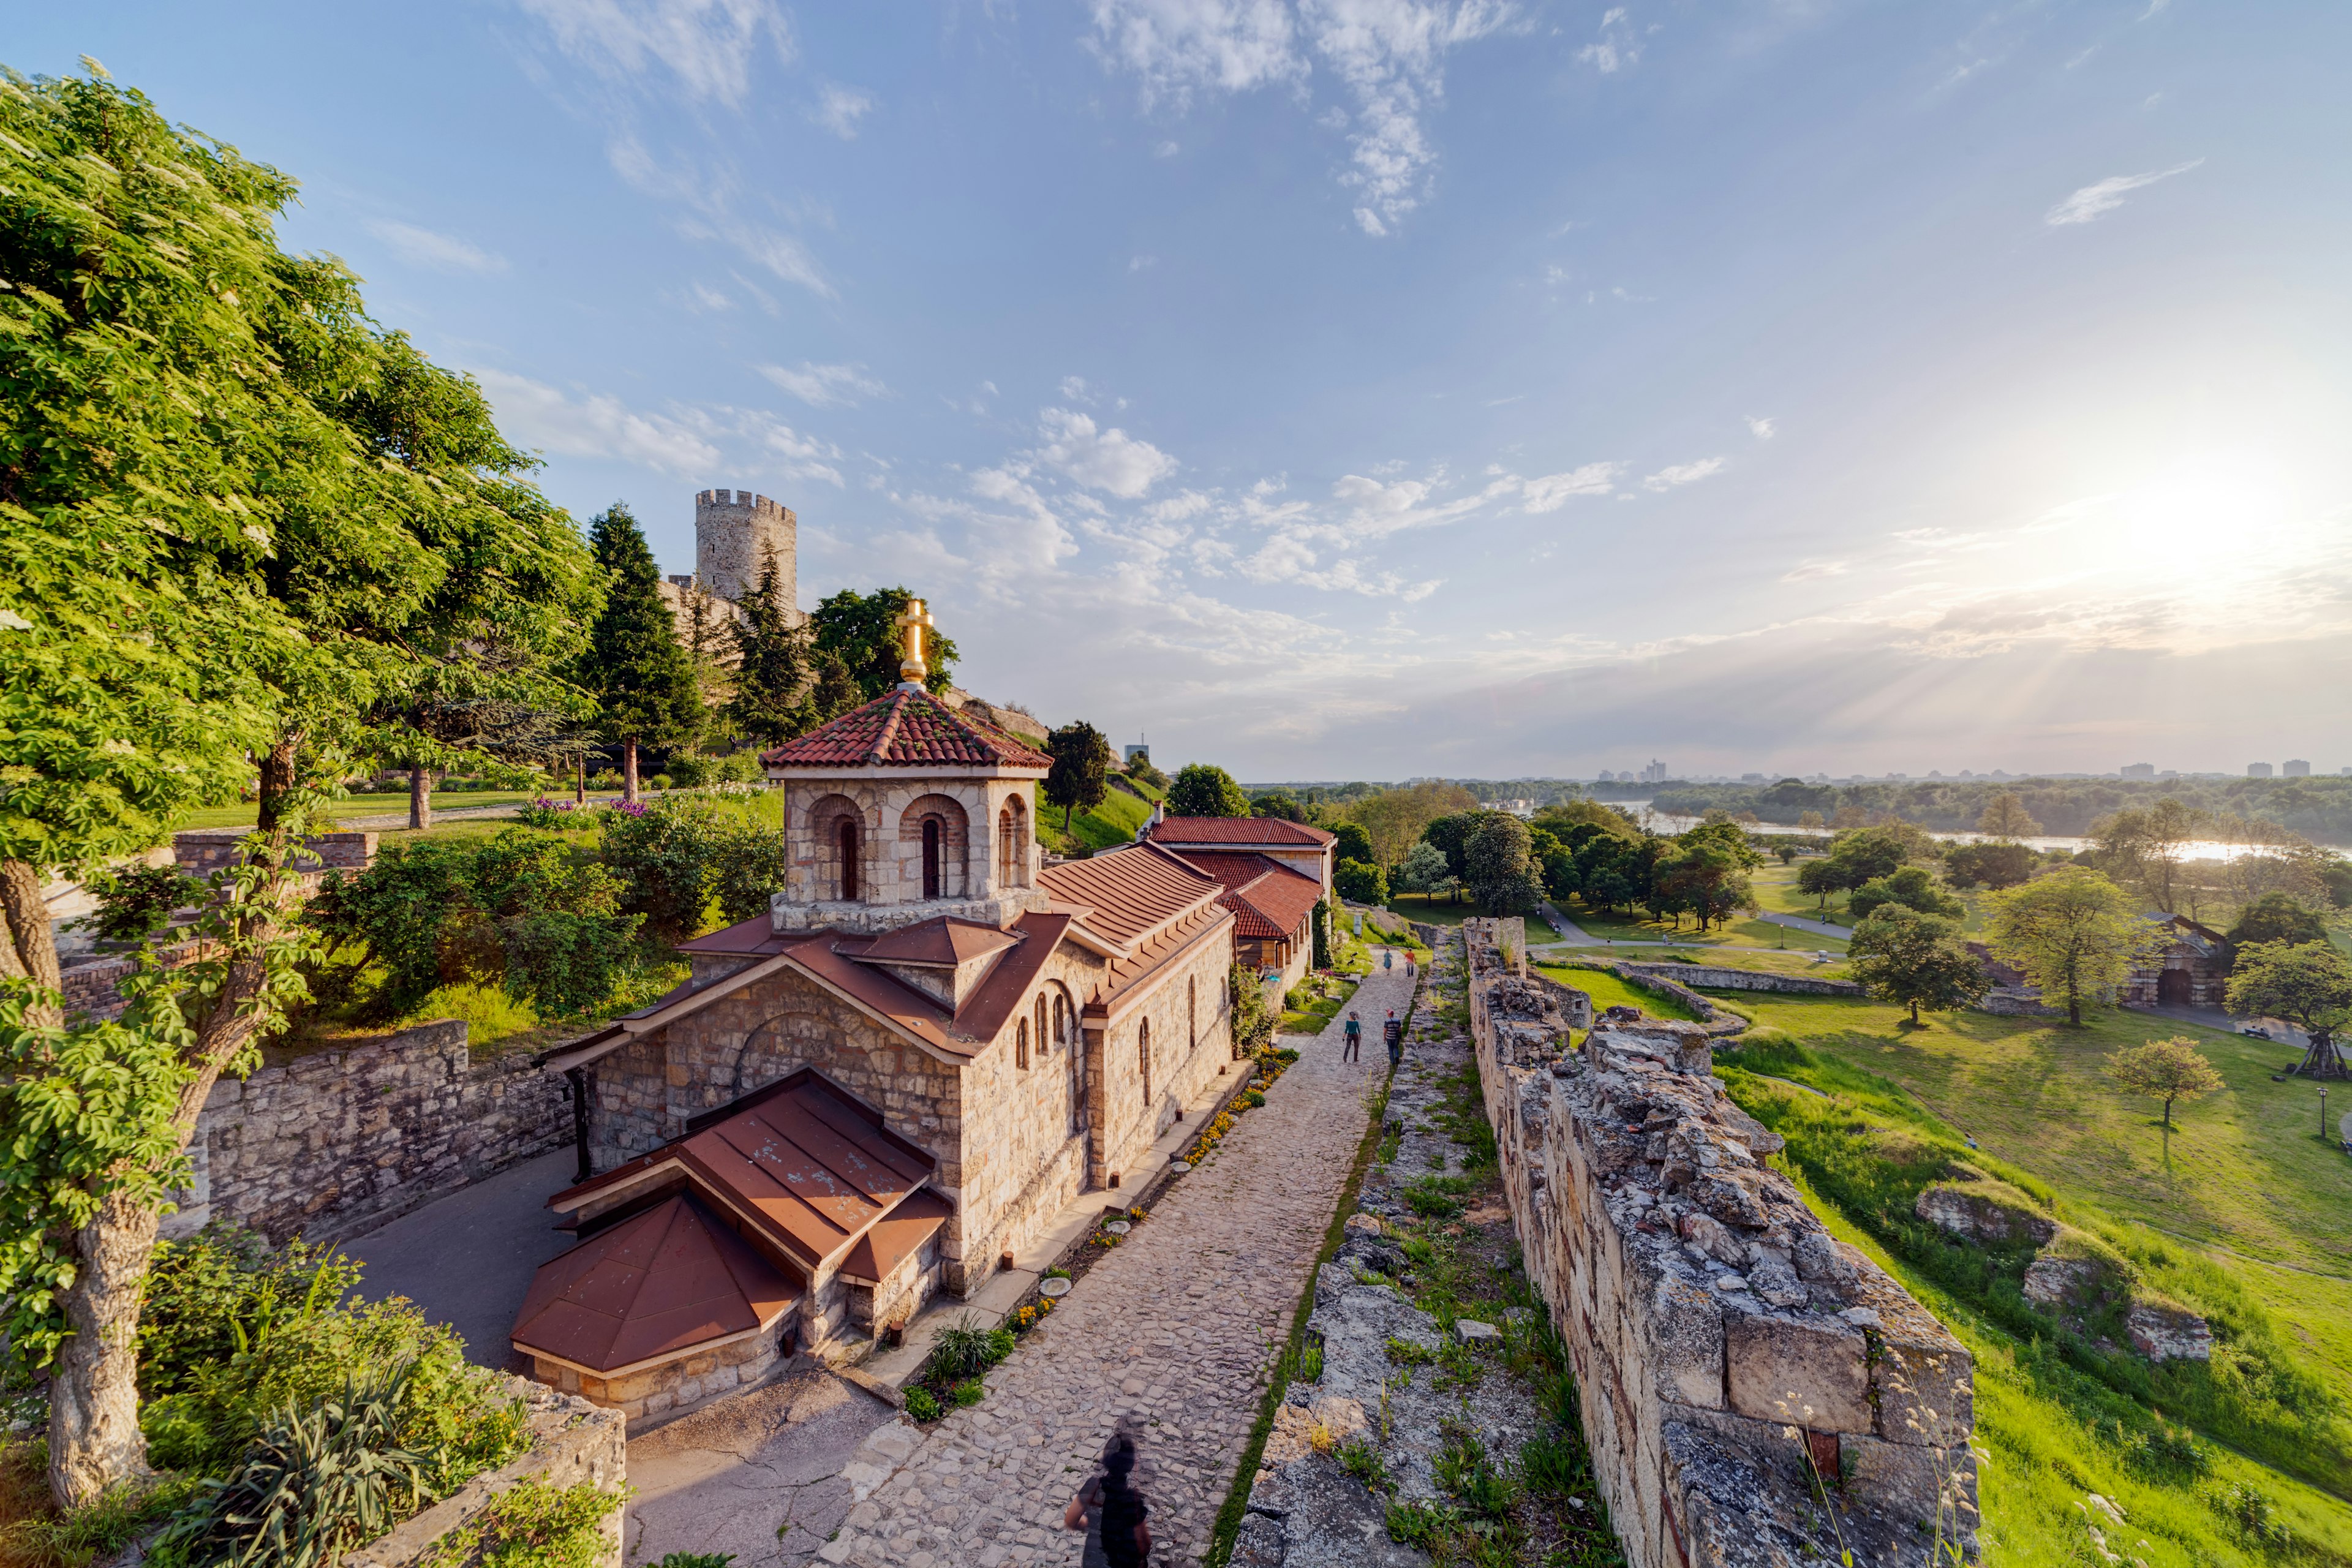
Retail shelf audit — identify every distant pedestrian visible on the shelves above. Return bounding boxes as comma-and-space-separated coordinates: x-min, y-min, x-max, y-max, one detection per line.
1342, 1011, 1362, 1061
1383, 949, 1393, 971
1066, 1431, 1151, 1568
1383, 1010, 1403, 1062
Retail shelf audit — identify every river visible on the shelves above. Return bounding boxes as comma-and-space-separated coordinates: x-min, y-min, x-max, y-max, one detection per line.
1610, 802, 2291, 862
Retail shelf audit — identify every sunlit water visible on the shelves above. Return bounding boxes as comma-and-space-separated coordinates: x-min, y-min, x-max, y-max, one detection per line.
1610, 802, 2302, 862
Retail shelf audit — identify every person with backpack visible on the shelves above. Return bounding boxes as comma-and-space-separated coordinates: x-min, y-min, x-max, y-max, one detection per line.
1066, 1431, 1151, 1567
1383, 1009, 1403, 1065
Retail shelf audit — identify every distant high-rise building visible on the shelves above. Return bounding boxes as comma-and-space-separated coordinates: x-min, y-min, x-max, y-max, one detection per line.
2248, 763, 2274, 778
2283, 759, 2310, 777
1123, 736, 1151, 769
1640, 759, 1668, 785
2120, 762, 2155, 779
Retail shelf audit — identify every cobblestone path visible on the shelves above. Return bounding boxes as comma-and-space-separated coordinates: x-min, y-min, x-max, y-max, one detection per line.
818, 956, 1423, 1568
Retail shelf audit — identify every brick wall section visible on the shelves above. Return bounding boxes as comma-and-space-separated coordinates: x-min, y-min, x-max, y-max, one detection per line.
1461, 919, 1978, 1567
164, 1020, 571, 1248
344, 1379, 626, 1568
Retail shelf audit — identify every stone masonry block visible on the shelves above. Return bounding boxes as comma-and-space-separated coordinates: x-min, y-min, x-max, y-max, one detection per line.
1643, 1267, 1727, 1410
1724, 1306, 1871, 1433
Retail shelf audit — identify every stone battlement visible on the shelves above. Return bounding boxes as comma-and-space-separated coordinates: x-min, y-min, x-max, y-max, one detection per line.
694, 487, 790, 514
1461, 918, 1978, 1567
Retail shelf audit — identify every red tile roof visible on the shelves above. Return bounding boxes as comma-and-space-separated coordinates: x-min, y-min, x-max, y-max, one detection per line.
511, 1194, 801, 1374
1168, 852, 1323, 942
1145, 816, 1335, 848
1037, 844, 1226, 951
761, 685, 1052, 771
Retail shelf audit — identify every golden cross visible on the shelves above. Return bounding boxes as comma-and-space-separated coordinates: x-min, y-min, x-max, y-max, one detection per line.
896, 598, 934, 685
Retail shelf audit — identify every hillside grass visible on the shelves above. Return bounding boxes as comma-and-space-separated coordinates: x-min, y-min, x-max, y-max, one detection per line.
1041, 783, 1155, 854
1533, 961, 1703, 1022
1382, 891, 1504, 927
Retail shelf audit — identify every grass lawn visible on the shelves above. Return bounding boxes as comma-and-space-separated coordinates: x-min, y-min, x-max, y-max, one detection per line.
1278, 973, 1361, 1034
1534, 961, 1703, 1021
1382, 891, 1503, 927
1560, 898, 1851, 956
1110, 769, 1166, 804
178, 789, 630, 833
1041, 785, 1153, 854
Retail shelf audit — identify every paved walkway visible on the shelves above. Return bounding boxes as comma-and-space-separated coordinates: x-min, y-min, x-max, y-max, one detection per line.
1754, 909, 1852, 940
817, 957, 1422, 1568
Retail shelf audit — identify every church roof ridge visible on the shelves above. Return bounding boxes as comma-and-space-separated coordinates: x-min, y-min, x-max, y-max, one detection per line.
761, 685, 1054, 771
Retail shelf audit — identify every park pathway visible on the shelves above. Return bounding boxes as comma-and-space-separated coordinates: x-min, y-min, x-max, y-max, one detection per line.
816, 956, 1422, 1568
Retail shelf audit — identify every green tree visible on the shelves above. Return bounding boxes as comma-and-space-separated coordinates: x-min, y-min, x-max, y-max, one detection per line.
0, 64, 595, 1505
1847, 906, 1989, 1025
1043, 722, 1113, 832
1423, 813, 1477, 898
1796, 856, 1845, 914
1250, 790, 1306, 821
1125, 753, 1169, 791
1464, 813, 1542, 914
1849, 865, 1966, 921
1167, 763, 1251, 818
1984, 867, 2166, 1027
1335, 859, 1389, 905
726, 546, 823, 746
809, 586, 958, 701
1351, 781, 1477, 869
1390, 842, 1451, 898
1329, 821, 1375, 866
1977, 792, 2043, 840
2226, 940, 2352, 1077
2092, 797, 2204, 911
1531, 799, 1641, 843
2106, 1036, 2225, 1133
581, 504, 702, 801
366, 655, 588, 831
1655, 841, 1757, 930
1945, 841, 2034, 890
2225, 892, 2330, 953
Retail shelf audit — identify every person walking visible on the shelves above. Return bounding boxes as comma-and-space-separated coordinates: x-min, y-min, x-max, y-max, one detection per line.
1342, 1010, 1363, 1062
1066, 1432, 1152, 1568
1383, 948, 1393, 971
1382, 1008, 1403, 1065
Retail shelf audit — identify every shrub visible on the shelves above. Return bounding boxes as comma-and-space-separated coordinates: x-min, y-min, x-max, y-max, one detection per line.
658, 1555, 737, 1568
951, 1379, 984, 1408
1240, 1090, 1266, 1110
139, 1229, 362, 1401
706, 819, 788, 927
418, 1476, 621, 1568
513, 798, 580, 831
75, 863, 199, 944
154, 1365, 434, 1568
903, 1387, 941, 1423
924, 1315, 997, 1382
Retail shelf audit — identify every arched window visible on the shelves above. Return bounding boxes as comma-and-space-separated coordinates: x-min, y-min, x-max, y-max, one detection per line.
1036, 995, 1049, 1054
837, 818, 860, 901
1017, 1017, 1030, 1070
1052, 992, 1068, 1046
1138, 1017, 1152, 1107
922, 818, 942, 900
1188, 978, 1196, 1049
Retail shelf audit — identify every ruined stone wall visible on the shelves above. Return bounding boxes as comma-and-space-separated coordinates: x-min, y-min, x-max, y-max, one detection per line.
1461, 920, 1977, 1567
1616, 962, 1866, 998
165, 1020, 571, 1248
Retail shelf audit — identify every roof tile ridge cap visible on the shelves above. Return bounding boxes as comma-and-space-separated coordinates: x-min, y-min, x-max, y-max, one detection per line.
864, 687, 911, 766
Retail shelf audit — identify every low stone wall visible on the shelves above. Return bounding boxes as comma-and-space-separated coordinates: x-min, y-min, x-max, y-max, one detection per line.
172, 827, 378, 875
1621, 962, 1866, 998
1550, 958, 1747, 1037
60, 936, 216, 1024
344, 1379, 625, 1568
164, 1019, 572, 1247
1463, 919, 1978, 1567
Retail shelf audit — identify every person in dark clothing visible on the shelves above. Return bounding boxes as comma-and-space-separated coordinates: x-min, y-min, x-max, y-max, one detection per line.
1341, 1011, 1362, 1061
1382, 1010, 1403, 1063
1066, 1433, 1152, 1567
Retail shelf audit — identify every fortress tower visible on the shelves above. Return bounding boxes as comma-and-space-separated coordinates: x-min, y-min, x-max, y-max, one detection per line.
695, 488, 795, 606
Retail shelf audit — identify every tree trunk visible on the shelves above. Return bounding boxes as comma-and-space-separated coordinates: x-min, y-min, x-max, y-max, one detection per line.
575, 754, 586, 807
1, 858, 62, 1013
409, 766, 434, 832
622, 739, 639, 804
47, 1187, 162, 1507
255, 734, 300, 832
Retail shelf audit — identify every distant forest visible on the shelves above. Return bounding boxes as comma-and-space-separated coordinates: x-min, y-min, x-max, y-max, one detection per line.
1645, 776, 2352, 845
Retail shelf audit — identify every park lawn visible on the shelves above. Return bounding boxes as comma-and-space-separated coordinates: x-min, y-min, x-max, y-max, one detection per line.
1559, 900, 1850, 956
1382, 891, 1503, 927
1040, 785, 1154, 854
1534, 961, 1703, 1022
1732, 992, 2352, 1289
176, 790, 627, 832
1750, 860, 1856, 927
1278, 973, 1360, 1034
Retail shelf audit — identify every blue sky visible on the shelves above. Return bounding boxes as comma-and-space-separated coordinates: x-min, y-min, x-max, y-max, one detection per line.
23, 2, 2352, 780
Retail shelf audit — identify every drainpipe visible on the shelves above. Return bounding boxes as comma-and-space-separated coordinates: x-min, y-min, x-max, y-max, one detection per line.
565, 1066, 593, 1185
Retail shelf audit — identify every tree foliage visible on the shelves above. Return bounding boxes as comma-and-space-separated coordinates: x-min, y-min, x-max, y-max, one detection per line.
1349, 781, 1477, 868
1846, 905, 1989, 1025
1390, 842, 1452, 897
2224, 893, 2329, 954
2225, 940, 2352, 1076
1043, 722, 1112, 831
1249, 790, 1306, 821
1849, 865, 1966, 922
1944, 840, 2035, 890
1983, 867, 2165, 1027
809, 586, 957, 701
1976, 793, 2043, 840
2105, 1036, 2225, 1131
1335, 859, 1389, 905
579, 505, 700, 785
1167, 763, 1251, 818
726, 546, 853, 746
1329, 821, 1375, 866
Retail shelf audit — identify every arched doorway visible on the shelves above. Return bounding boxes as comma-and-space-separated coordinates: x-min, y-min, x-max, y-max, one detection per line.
2158, 967, 2193, 1006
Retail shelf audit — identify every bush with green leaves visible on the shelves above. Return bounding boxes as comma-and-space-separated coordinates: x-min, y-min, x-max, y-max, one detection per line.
418, 1476, 622, 1568
138, 1229, 361, 1401
903, 1387, 941, 1423
153, 1365, 433, 1568
75, 863, 201, 944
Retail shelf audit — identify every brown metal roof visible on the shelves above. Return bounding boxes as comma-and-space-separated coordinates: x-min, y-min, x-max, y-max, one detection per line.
836, 1186, 954, 1287
549, 1070, 940, 1273
854, 917, 1019, 968
511, 1194, 802, 1375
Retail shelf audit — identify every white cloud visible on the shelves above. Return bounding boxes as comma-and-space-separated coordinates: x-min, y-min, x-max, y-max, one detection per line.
1129, 254, 1159, 271
1060, 375, 1097, 402
1036, 409, 1178, 498
473, 368, 843, 484
1088, 0, 1510, 235
1520, 462, 1621, 512
363, 219, 508, 274
2045, 159, 2203, 226
813, 83, 873, 138
1745, 415, 1776, 440
758, 361, 887, 407
1643, 456, 1727, 491
1575, 6, 1639, 73
1781, 560, 1847, 582
608, 135, 831, 296
511, 0, 793, 106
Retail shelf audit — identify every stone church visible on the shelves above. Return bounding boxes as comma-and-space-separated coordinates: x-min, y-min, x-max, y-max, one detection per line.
519, 604, 1241, 1416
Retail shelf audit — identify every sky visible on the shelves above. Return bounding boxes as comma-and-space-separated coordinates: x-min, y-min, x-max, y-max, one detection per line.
21, 1, 2352, 781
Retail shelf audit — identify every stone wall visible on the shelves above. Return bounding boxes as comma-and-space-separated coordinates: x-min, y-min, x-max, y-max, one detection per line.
173, 827, 377, 876
1462, 920, 1977, 1567
1618, 962, 1866, 998
771, 774, 1043, 933
165, 1020, 571, 1247
344, 1379, 626, 1568
694, 487, 795, 608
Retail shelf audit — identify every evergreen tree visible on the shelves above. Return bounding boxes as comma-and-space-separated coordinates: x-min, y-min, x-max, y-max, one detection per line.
1044, 722, 1113, 831
582, 504, 701, 799
727, 546, 815, 745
